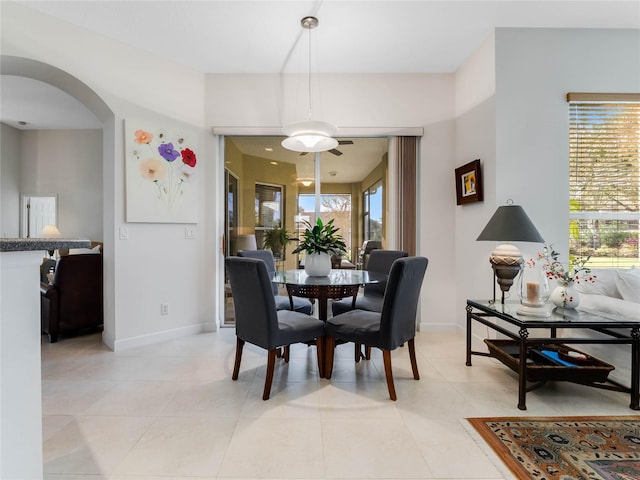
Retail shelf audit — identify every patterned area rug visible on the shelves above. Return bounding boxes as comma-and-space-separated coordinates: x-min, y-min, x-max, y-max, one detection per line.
468, 416, 640, 479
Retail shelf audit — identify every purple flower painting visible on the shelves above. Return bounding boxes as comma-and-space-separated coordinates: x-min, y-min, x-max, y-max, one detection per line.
158, 143, 180, 162
125, 119, 199, 223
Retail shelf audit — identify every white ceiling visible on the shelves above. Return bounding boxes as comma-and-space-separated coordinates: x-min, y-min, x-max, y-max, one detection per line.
11, 0, 640, 75
3, 0, 638, 130
2, 1, 638, 181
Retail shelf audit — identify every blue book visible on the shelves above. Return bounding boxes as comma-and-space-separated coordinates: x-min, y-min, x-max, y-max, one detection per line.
539, 350, 578, 367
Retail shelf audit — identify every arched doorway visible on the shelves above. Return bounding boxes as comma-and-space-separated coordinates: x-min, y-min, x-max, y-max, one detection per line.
1, 55, 116, 345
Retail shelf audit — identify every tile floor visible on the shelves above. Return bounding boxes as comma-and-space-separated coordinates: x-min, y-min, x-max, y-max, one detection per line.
42, 327, 635, 479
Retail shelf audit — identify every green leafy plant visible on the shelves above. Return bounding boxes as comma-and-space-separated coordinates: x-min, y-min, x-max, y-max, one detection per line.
262, 223, 296, 256
292, 218, 347, 256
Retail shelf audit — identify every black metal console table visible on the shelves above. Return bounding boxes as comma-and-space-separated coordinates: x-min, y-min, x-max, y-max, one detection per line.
466, 299, 640, 410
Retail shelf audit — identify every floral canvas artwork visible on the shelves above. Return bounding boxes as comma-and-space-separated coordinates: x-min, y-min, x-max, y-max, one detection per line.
125, 119, 199, 223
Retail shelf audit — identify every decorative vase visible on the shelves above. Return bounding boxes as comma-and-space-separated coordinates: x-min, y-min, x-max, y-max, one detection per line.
305, 252, 331, 277
550, 281, 580, 309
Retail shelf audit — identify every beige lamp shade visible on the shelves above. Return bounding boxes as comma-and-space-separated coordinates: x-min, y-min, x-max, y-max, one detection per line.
236, 234, 257, 252
41, 225, 62, 238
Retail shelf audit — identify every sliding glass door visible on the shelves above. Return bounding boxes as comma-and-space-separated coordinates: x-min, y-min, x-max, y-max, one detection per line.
297, 193, 352, 264
222, 135, 390, 325
363, 179, 383, 242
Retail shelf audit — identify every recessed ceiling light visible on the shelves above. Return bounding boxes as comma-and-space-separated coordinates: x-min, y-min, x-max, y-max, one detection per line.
270, 161, 278, 165
18, 121, 27, 126
265, 147, 273, 152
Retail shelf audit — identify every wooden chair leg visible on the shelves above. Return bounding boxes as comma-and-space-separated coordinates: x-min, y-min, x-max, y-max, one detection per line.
283, 345, 290, 363
365, 346, 371, 360
263, 348, 278, 400
316, 336, 325, 378
408, 338, 420, 380
232, 337, 244, 380
325, 336, 336, 379
382, 349, 397, 401
354, 343, 362, 363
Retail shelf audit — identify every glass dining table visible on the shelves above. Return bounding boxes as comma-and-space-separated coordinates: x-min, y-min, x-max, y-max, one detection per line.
271, 269, 387, 321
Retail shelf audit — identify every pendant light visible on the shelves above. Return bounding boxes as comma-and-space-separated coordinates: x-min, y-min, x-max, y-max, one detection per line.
281, 16, 338, 153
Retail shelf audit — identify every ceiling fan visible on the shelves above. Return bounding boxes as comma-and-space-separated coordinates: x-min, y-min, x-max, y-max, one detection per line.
300, 139, 354, 156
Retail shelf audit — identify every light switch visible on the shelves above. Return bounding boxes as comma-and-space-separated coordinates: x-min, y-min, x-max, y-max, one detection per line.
119, 226, 128, 240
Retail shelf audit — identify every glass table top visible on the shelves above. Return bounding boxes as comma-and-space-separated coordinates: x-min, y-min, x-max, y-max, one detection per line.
272, 269, 386, 286
468, 299, 640, 327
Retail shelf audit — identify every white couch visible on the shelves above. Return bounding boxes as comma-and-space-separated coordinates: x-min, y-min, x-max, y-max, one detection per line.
569, 267, 640, 388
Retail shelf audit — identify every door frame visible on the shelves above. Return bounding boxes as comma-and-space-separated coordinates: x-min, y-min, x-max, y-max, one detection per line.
213, 127, 424, 328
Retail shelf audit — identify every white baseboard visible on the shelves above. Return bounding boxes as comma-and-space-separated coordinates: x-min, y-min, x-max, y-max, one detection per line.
202, 322, 218, 333
418, 322, 461, 333
112, 323, 207, 352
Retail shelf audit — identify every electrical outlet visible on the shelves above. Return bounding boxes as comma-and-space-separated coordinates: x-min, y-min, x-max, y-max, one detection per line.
160, 304, 169, 316
119, 226, 129, 240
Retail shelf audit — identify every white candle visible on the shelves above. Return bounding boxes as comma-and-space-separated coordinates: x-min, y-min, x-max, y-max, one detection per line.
527, 281, 540, 301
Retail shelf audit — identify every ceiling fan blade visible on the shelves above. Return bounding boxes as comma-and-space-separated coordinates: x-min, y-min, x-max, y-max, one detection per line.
299, 152, 309, 156
338, 140, 354, 145
328, 148, 343, 156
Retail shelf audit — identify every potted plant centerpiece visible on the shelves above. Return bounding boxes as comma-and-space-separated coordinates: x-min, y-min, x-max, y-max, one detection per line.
292, 218, 347, 276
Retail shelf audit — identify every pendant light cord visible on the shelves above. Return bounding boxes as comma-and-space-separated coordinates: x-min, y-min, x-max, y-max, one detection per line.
307, 22, 312, 121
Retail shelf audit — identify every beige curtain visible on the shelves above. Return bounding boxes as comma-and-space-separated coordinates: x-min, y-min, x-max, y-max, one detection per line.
394, 137, 418, 255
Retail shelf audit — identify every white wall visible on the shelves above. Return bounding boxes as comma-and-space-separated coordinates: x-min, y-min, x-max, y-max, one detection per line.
0, 123, 21, 237
453, 28, 640, 328
1, 2, 212, 351
17, 129, 103, 240
495, 27, 640, 271
0, 3, 204, 127
205, 73, 458, 329
419, 118, 457, 329
104, 109, 212, 350
1, 251, 45, 479
2, 2, 638, 346
454, 33, 498, 323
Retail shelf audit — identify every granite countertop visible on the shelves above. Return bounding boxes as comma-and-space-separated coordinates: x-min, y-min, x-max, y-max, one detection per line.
0, 238, 91, 252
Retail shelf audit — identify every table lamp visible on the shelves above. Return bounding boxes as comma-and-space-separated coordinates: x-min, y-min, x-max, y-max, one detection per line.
235, 234, 257, 253
41, 224, 62, 258
476, 203, 544, 303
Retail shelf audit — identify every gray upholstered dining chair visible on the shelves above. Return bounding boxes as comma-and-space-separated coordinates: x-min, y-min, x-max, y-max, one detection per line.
325, 256, 428, 401
225, 257, 326, 400
356, 239, 382, 269
332, 249, 408, 316
332, 249, 408, 361
237, 249, 313, 315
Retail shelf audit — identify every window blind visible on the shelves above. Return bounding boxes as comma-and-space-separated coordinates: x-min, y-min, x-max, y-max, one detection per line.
254, 183, 282, 229
568, 94, 640, 267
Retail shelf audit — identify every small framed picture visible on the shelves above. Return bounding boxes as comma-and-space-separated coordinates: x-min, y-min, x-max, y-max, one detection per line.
455, 159, 483, 205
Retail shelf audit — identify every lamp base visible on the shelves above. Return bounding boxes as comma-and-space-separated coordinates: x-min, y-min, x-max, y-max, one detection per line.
491, 262, 522, 304
516, 304, 551, 317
